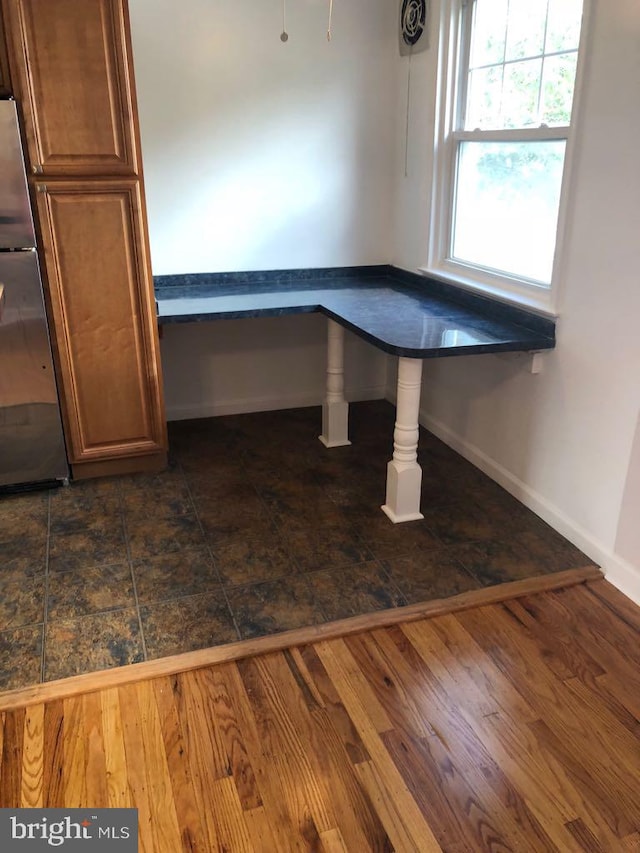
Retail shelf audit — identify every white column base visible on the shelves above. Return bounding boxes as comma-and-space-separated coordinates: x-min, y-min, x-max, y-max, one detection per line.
318, 319, 351, 448
381, 460, 424, 523
381, 356, 424, 523
319, 400, 351, 447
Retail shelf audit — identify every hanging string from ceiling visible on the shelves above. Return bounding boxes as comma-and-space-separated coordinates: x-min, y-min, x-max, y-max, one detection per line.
278, 0, 335, 43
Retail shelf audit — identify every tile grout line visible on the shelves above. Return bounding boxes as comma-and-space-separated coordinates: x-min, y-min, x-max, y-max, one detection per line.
179, 459, 244, 644
120, 484, 149, 663
40, 488, 53, 683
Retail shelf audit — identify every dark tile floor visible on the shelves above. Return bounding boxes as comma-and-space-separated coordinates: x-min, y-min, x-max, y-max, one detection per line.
0, 400, 596, 690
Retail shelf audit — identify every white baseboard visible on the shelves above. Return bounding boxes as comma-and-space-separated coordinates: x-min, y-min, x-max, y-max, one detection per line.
166, 385, 387, 422
416, 405, 640, 606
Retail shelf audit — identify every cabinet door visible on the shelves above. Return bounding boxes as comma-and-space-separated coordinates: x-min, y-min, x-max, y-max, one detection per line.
35, 180, 166, 463
3, 0, 138, 176
0, 10, 10, 95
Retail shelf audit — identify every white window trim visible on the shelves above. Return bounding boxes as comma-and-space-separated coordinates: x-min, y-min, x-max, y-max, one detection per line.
424, 0, 591, 317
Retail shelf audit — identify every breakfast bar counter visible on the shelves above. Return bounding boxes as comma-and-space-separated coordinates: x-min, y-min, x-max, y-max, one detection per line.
155, 266, 555, 522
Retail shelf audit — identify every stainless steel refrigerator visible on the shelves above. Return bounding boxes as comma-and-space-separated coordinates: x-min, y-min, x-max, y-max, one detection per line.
0, 98, 68, 490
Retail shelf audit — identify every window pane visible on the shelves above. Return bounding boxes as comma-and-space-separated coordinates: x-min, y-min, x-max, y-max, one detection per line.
541, 52, 578, 125
546, 0, 583, 52
502, 59, 542, 128
470, 0, 508, 67
505, 0, 547, 61
452, 140, 566, 284
466, 66, 503, 129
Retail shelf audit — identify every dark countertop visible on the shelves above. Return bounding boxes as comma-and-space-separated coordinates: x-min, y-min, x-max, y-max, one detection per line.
154, 265, 555, 358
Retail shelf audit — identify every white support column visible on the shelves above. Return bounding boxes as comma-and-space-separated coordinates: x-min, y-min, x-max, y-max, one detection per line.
382, 357, 424, 523
319, 319, 351, 447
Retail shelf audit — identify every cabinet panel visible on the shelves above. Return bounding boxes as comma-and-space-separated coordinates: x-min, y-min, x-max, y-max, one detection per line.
35, 180, 165, 463
3, 0, 138, 175
0, 10, 10, 95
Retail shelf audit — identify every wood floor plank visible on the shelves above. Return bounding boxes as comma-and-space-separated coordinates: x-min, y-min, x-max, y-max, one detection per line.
206, 664, 264, 811
318, 826, 349, 852
214, 661, 308, 853
118, 682, 176, 853
256, 650, 376, 848
209, 775, 254, 853
177, 668, 231, 781
284, 647, 325, 711
152, 676, 209, 852
308, 705, 393, 852
314, 638, 394, 734
344, 630, 437, 739
586, 580, 640, 633
237, 654, 336, 836
42, 699, 65, 807
82, 691, 109, 807
135, 681, 189, 851
298, 645, 371, 766
62, 695, 87, 808
502, 596, 606, 681
243, 805, 281, 853
315, 639, 443, 852
100, 688, 131, 809
564, 818, 607, 852
355, 758, 441, 853
20, 703, 44, 807
0, 708, 24, 807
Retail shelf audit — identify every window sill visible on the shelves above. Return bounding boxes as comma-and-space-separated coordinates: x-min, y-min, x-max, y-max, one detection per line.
418, 263, 558, 319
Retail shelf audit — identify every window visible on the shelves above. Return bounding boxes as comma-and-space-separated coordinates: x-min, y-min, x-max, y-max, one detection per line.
428, 0, 585, 312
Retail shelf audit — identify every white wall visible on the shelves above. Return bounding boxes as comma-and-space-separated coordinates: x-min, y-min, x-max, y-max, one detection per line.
129, 0, 395, 419
392, 0, 640, 602
160, 314, 387, 421
130, 0, 397, 274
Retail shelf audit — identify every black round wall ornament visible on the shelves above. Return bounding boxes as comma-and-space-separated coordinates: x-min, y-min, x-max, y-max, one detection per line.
401, 0, 427, 47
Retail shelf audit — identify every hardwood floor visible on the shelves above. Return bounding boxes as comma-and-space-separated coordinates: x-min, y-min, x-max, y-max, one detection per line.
0, 579, 638, 852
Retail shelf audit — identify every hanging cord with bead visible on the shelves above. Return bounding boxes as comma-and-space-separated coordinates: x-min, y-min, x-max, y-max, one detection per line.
404, 51, 412, 177
281, 0, 289, 42
327, 0, 334, 41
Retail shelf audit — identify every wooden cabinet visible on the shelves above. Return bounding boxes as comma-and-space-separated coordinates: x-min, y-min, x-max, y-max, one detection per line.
3, 0, 138, 176
34, 181, 165, 465
0, 11, 10, 95
2, 0, 167, 478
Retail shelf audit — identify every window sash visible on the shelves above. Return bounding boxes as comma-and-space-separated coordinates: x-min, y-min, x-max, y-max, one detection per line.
447, 135, 566, 290
457, 0, 579, 134
453, 126, 569, 143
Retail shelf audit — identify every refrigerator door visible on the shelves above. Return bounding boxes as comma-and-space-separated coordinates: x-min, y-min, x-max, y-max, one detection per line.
0, 99, 37, 250
0, 251, 68, 487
